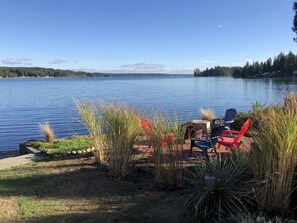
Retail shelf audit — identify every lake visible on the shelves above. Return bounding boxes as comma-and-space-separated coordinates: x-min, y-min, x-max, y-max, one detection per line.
1, 76, 297, 151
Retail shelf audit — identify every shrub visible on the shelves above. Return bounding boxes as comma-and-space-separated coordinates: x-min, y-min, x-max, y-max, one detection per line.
101, 102, 142, 179
148, 113, 186, 190
250, 95, 297, 215
183, 155, 254, 221
200, 108, 216, 121
231, 102, 281, 137
39, 122, 55, 142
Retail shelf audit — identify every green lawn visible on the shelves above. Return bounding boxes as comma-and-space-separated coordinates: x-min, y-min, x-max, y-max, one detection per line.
25, 135, 94, 154
0, 156, 187, 223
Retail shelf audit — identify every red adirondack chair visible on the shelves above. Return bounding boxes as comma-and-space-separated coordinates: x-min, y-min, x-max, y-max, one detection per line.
141, 119, 175, 149
217, 119, 251, 149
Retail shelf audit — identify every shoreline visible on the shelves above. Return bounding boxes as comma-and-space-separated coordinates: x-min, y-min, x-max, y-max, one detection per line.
0, 150, 20, 159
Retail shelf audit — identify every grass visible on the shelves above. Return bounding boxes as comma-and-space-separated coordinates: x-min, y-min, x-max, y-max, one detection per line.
147, 113, 186, 190
250, 95, 297, 215
75, 99, 106, 164
101, 102, 142, 179
39, 122, 55, 142
0, 157, 186, 223
75, 100, 144, 178
25, 135, 93, 154
199, 108, 216, 121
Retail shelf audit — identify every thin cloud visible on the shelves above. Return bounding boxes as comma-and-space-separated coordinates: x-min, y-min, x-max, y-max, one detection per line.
218, 21, 231, 29
72, 68, 100, 73
121, 62, 166, 70
48, 59, 68, 64
1, 58, 32, 65
120, 62, 170, 73
200, 60, 215, 63
72, 63, 193, 74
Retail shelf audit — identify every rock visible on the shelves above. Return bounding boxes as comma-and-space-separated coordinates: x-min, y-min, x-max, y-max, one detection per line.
77, 150, 82, 154
67, 152, 71, 155
71, 150, 77, 155
91, 147, 96, 151
82, 150, 86, 153
86, 148, 91, 153
54, 154, 59, 158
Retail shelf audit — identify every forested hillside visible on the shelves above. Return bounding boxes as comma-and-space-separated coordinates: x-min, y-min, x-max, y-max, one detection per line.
194, 51, 297, 78
0, 67, 110, 78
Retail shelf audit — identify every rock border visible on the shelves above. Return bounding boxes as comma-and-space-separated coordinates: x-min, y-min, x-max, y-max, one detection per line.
19, 144, 96, 158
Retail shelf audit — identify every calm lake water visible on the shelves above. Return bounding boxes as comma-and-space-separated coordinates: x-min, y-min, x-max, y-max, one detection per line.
1, 76, 297, 151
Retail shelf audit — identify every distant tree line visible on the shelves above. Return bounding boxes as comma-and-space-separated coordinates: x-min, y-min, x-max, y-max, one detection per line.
195, 66, 241, 77
0, 67, 110, 78
194, 52, 297, 78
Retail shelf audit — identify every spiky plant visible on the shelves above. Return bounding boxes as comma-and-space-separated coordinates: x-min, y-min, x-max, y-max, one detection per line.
39, 122, 55, 142
183, 155, 253, 221
200, 108, 216, 121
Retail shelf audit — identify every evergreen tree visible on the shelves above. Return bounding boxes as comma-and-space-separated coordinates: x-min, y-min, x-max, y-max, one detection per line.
293, 2, 297, 42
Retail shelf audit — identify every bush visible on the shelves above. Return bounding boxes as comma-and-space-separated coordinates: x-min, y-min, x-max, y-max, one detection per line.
250, 95, 297, 215
148, 113, 187, 190
231, 102, 280, 135
183, 155, 254, 221
39, 122, 55, 142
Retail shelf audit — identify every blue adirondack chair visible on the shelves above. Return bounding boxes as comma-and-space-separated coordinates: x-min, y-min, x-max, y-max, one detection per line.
189, 125, 225, 160
211, 108, 237, 130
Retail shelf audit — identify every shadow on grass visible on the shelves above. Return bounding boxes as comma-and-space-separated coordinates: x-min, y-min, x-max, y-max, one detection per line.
0, 157, 190, 223
24, 196, 187, 223
0, 159, 188, 223
20, 187, 187, 223
0, 163, 153, 199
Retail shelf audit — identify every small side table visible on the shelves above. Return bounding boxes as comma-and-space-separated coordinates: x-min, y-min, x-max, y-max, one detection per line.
184, 120, 211, 142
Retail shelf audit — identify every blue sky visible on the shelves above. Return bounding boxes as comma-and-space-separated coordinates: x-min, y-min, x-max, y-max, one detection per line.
0, 0, 296, 74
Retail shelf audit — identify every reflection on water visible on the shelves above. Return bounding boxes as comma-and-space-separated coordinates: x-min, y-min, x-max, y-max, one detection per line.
0, 76, 297, 151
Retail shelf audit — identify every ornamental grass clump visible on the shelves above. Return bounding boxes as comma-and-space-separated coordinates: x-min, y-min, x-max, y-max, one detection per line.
75, 100, 106, 164
39, 122, 55, 142
184, 155, 253, 221
250, 94, 297, 215
148, 113, 186, 190
200, 108, 216, 121
101, 102, 142, 179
